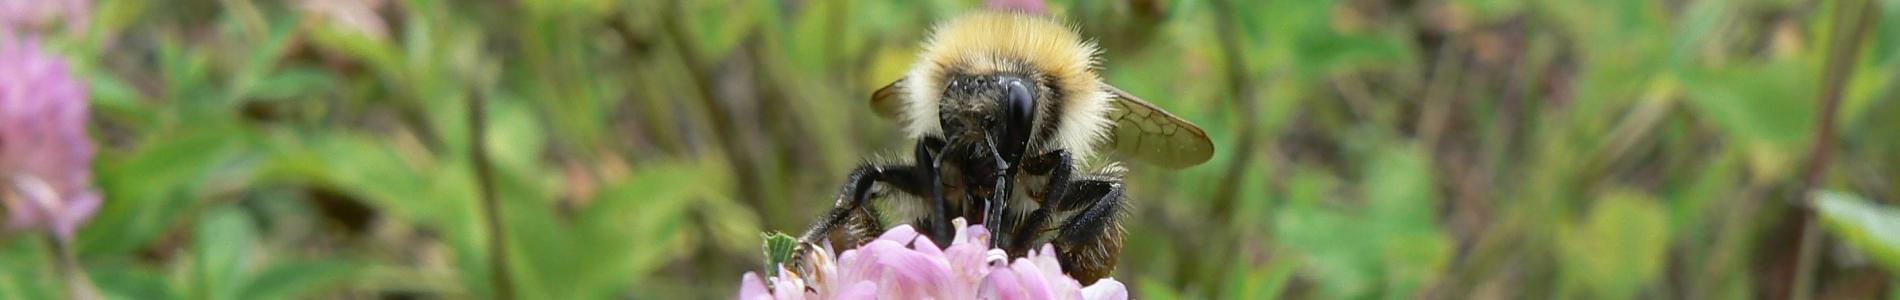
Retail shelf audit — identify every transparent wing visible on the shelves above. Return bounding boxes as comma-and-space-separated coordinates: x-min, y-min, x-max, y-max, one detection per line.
1103, 85, 1215, 169
870, 78, 905, 121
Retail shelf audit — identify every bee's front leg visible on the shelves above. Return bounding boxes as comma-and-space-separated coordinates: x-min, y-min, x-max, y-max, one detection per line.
1047, 176, 1127, 285
1003, 150, 1074, 255
799, 156, 937, 246
916, 137, 952, 242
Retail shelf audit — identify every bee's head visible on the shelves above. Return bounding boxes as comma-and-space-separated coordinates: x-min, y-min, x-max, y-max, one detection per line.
939, 73, 1040, 165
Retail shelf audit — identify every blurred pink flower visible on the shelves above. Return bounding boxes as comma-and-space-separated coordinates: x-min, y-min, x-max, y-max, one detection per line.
987, 0, 1048, 15
299, 0, 389, 40
0, 0, 89, 33
0, 30, 99, 242
738, 218, 1127, 300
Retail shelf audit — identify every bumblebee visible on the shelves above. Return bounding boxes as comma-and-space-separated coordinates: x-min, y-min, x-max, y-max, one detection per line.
797, 11, 1213, 284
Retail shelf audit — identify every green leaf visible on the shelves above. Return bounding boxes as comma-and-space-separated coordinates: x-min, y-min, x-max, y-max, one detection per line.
1289, 31, 1414, 78
304, 20, 403, 81
190, 207, 258, 300
1225, 254, 1300, 300
1135, 278, 1185, 300
483, 98, 548, 174
262, 132, 489, 296
153, 33, 221, 115
506, 157, 722, 298
246, 67, 337, 100
265, 133, 464, 229
0, 239, 59, 300
223, 12, 302, 104
84, 72, 148, 127
1456, 0, 1525, 20
1680, 61, 1816, 180
81, 124, 253, 256
1364, 147, 1451, 297
236, 260, 360, 300
761, 232, 797, 277
1814, 191, 1900, 271
1558, 190, 1670, 298
1871, 0, 1900, 65
89, 265, 175, 300
683, 0, 762, 60
1274, 145, 1450, 299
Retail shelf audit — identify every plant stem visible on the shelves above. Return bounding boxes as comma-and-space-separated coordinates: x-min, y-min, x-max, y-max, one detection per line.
47, 236, 100, 300
1208, 0, 1261, 225
658, 0, 771, 225
1792, 0, 1879, 298
471, 92, 515, 300
1198, 0, 1265, 293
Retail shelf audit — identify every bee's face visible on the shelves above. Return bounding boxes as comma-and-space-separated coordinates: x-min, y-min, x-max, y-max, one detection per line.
938, 73, 1040, 164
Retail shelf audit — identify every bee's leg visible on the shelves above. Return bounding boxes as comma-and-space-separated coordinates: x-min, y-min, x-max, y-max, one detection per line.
980, 135, 1014, 248
1048, 177, 1127, 285
916, 137, 953, 242
841, 201, 884, 246
988, 172, 1013, 249
798, 163, 935, 246
1003, 150, 1074, 255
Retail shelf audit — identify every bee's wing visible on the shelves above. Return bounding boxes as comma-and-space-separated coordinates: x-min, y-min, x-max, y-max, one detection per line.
871, 78, 906, 121
1103, 84, 1215, 169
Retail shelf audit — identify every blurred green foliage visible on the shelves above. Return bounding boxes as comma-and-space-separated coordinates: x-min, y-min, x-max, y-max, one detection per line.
1, 0, 1899, 298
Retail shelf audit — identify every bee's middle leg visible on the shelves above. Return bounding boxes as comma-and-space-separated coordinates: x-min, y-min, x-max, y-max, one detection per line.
1003, 150, 1075, 255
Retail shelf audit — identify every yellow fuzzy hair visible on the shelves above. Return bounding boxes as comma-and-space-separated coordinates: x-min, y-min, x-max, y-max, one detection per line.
901, 11, 1115, 159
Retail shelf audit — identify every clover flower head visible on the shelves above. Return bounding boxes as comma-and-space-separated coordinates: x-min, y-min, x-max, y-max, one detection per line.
0, 29, 100, 242
739, 218, 1127, 300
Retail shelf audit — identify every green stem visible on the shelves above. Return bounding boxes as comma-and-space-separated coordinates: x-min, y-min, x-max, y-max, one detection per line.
470, 92, 515, 300
1198, 0, 1265, 294
47, 236, 100, 300
1792, 0, 1879, 298
1208, 0, 1261, 226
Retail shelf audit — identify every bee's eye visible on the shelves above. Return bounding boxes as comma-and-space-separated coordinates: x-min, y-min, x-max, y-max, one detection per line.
1005, 79, 1035, 130
993, 77, 1037, 163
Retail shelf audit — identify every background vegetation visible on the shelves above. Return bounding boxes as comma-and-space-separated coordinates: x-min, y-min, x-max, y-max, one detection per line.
4, 0, 1900, 298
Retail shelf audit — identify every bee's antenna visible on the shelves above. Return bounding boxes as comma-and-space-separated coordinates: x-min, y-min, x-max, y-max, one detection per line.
982, 134, 1008, 170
